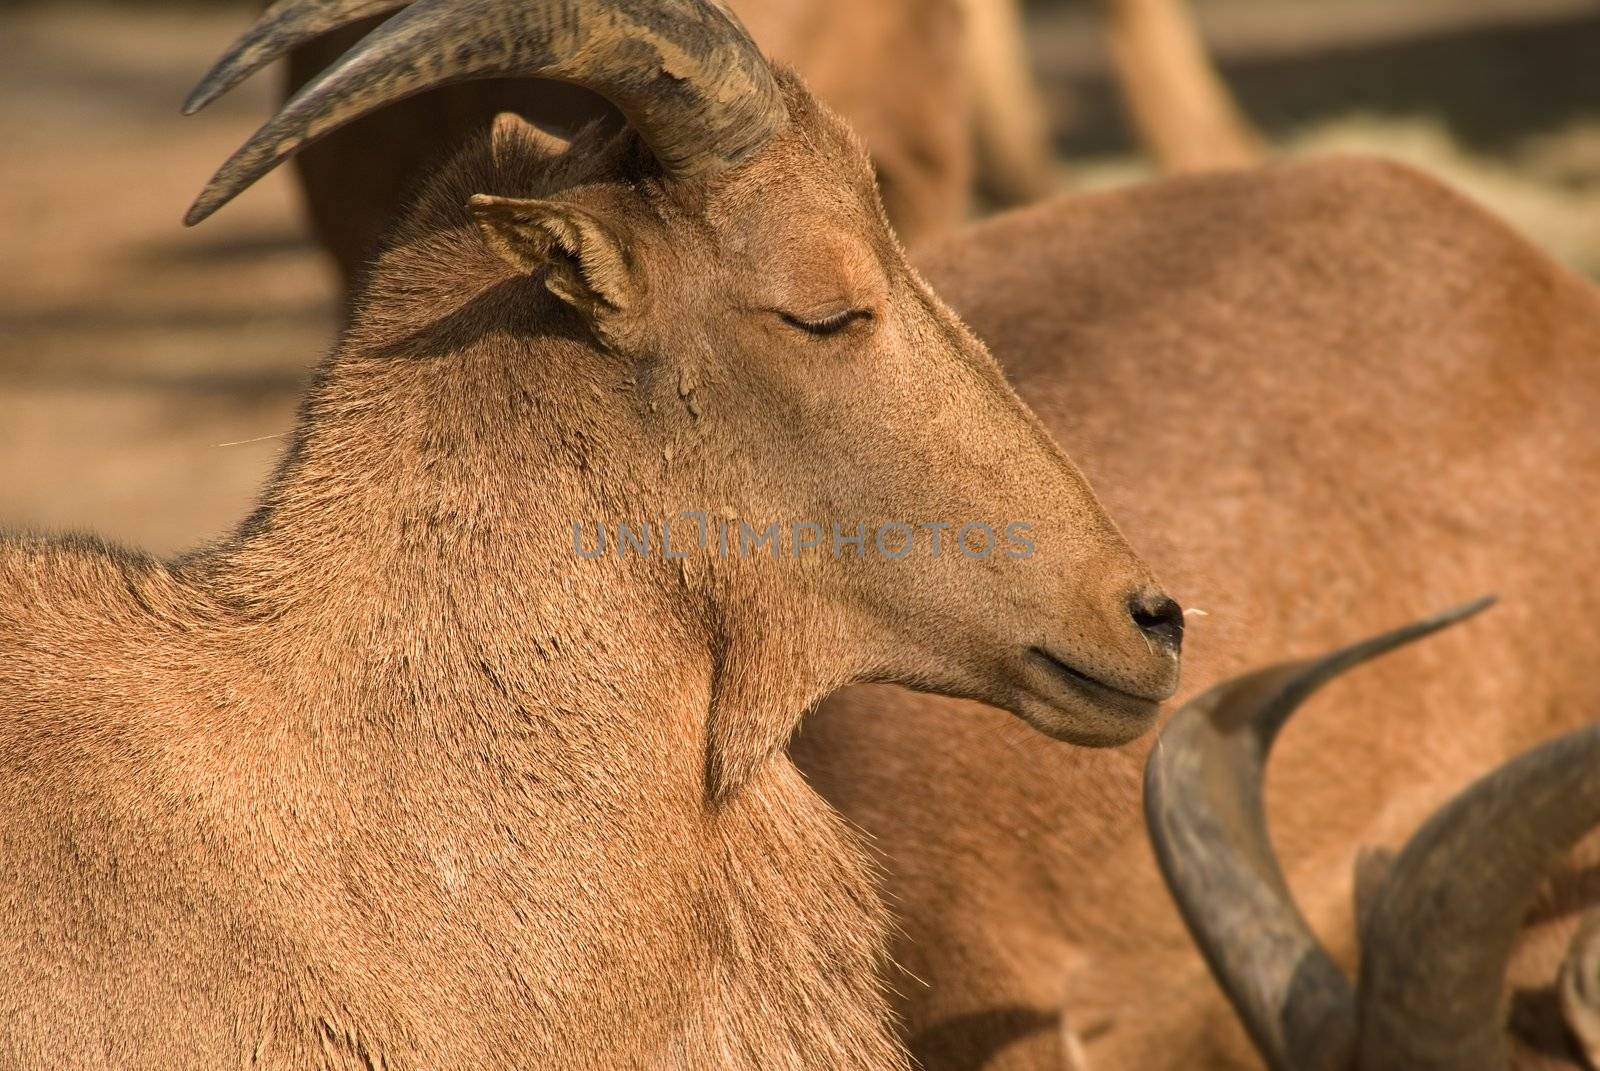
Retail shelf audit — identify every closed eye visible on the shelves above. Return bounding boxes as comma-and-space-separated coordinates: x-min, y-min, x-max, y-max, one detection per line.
779, 308, 874, 336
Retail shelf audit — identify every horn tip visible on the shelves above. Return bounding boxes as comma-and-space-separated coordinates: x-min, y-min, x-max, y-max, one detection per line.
1423, 594, 1497, 632
1309, 594, 1498, 691
182, 68, 234, 116
184, 131, 287, 226
184, 38, 265, 116
183, 192, 221, 228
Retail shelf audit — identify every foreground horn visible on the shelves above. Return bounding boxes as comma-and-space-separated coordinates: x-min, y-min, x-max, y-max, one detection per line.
1144, 597, 1495, 1071
1356, 721, 1600, 1069
184, 0, 786, 225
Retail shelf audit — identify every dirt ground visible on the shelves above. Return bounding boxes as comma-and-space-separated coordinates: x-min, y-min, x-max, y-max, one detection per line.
2, 0, 1598, 555
0, 3, 330, 551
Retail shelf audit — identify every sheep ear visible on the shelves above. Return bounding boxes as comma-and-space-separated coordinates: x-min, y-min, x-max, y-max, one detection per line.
469, 194, 637, 323
490, 111, 571, 169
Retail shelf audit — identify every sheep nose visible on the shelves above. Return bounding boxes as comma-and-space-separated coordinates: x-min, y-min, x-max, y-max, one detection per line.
1128, 590, 1185, 653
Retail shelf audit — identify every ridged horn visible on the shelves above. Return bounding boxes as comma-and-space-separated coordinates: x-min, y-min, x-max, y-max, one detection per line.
184, 0, 786, 226
1144, 597, 1495, 1071
1356, 720, 1600, 1070
182, 0, 406, 115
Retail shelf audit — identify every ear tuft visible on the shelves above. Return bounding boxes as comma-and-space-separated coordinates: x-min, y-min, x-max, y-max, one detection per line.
468, 194, 636, 321
491, 111, 571, 169
470, 194, 557, 275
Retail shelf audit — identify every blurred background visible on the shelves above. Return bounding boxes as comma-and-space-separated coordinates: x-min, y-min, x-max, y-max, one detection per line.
1, 0, 1597, 555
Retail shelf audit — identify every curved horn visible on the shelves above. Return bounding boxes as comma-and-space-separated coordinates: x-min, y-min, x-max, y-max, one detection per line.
182, 0, 407, 115
184, 0, 786, 226
1356, 721, 1600, 1070
1144, 597, 1495, 1071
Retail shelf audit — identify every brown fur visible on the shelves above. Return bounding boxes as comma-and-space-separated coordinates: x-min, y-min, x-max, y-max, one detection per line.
791, 157, 1600, 1069
0, 73, 1181, 1068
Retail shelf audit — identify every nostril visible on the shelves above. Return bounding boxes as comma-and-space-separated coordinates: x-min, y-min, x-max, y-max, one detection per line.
1129, 593, 1185, 653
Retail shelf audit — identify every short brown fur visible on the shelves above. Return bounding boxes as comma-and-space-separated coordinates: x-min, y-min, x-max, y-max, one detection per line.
0, 72, 1180, 1069
793, 157, 1600, 1070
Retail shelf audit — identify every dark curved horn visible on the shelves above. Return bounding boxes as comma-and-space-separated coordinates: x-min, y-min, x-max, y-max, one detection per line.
1356, 721, 1600, 1070
184, 0, 786, 226
1144, 597, 1495, 1071
182, 0, 406, 115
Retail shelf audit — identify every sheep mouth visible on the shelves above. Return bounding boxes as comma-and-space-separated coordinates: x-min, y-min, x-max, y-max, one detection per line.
1027, 647, 1165, 712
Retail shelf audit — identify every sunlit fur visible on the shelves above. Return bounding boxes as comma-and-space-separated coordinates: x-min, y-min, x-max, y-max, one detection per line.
0, 71, 1177, 1068
794, 157, 1600, 1070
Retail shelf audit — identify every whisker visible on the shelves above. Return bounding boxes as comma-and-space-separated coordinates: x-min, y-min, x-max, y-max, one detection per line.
213, 432, 288, 448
